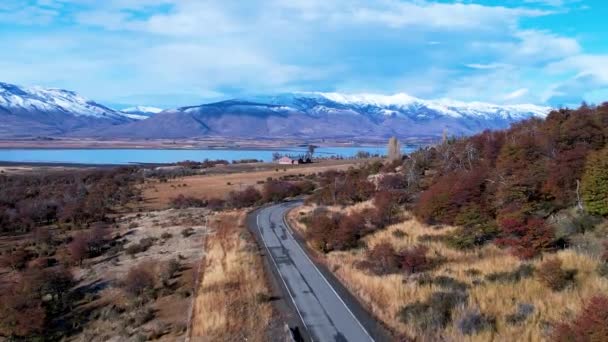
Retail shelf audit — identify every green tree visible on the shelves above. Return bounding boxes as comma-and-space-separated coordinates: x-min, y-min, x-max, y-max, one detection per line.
582, 147, 608, 216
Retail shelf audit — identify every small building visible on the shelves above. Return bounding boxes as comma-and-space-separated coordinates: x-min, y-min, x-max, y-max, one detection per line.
278, 156, 299, 165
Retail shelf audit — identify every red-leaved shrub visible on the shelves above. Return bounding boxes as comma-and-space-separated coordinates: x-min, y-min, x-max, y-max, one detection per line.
552, 295, 608, 342
401, 245, 430, 274
496, 216, 554, 259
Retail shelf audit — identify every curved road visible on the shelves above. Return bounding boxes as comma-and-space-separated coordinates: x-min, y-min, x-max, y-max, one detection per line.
250, 201, 378, 342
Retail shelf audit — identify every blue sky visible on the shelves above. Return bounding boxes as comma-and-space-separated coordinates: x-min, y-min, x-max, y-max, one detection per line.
0, 0, 606, 108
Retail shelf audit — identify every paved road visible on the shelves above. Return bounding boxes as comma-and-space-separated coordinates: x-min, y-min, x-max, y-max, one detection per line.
253, 201, 375, 342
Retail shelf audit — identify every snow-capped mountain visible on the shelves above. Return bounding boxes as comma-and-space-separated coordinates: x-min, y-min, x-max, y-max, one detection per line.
120, 106, 163, 119
0, 82, 136, 137
0, 81, 554, 140
251, 92, 550, 121
93, 92, 552, 139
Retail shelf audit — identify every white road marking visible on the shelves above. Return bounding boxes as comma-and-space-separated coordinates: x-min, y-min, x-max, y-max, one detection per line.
257, 212, 312, 341
282, 208, 374, 342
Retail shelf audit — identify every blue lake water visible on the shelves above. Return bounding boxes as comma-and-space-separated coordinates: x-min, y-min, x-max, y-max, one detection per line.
0, 146, 417, 165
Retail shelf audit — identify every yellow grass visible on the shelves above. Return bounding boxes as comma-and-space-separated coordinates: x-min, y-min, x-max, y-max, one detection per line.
142, 160, 360, 209
189, 211, 275, 341
296, 204, 608, 341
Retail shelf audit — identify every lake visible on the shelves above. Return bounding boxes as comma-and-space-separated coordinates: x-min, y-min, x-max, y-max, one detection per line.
0, 146, 417, 165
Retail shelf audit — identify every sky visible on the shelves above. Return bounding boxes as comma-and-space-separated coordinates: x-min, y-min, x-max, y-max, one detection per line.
0, 0, 607, 109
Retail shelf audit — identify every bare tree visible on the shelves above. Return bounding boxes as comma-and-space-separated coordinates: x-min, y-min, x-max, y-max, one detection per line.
387, 137, 402, 162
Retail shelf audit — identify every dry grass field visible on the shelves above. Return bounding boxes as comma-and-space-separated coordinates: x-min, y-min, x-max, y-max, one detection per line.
189, 210, 286, 341
289, 204, 608, 341
142, 160, 363, 209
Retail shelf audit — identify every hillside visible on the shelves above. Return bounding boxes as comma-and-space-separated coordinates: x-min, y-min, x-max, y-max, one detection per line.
0, 82, 137, 138
0, 81, 552, 140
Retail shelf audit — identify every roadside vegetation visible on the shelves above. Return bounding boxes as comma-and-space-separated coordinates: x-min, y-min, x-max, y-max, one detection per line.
290, 103, 608, 340
189, 211, 285, 341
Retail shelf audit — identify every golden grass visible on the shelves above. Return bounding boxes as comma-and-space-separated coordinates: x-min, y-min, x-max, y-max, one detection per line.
295, 204, 608, 341
189, 211, 275, 341
142, 160, 360, 209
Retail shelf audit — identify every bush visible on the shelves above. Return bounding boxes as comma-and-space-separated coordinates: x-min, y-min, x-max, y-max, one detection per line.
506, 303, 535, 325
445, 223, 500, 250
365, 242, 400, 275
158, 259, 180, 286
124, 263, 156, 297
181, 228, 195, 238
169, 194, 207, 209
417, 275, 469, 292
160, 232, 173, 240
536, 258, 576, 291
392, 229, 407, 239
125, 237, 156, 256
486, 264, 535, 283
552, 295, 608, 341
401, 245, 430, 274
597, 262, 608, 278
227, 186, 262, 208
397, 291, 468, 331
457, 310, 496, 335
496, 216, 555, 259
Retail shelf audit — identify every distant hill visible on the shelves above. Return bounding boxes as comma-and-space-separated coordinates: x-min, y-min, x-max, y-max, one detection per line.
0, 81, 552, 140
0, 82, 136, 138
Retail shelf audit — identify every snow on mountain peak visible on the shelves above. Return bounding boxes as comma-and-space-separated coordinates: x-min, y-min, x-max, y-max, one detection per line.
121, 106, 163, 114
0, 82, 129, 121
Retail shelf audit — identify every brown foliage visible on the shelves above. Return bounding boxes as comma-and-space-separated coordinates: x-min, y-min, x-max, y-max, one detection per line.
124, 262, 156, 297
496, 216, 555, 259
553, 295, 608, 342
366, 242, 400, 275
400, 245, 430, 274
227, 186, 262, 208
536, 258, 576, 291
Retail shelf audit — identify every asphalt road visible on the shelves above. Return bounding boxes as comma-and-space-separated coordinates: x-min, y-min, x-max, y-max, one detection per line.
253, 201, 375, 342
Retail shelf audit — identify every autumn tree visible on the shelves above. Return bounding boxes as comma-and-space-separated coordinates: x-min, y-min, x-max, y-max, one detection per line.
581, 147, 608, 216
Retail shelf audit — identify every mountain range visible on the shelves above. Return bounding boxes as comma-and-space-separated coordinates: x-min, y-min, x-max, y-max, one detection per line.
0, 82, 552, 140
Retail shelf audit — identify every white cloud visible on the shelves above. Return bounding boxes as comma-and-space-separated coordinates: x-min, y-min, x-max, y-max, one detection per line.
503, 88, 529, 100
0, 0, 604, 107
465, 63, 509, 70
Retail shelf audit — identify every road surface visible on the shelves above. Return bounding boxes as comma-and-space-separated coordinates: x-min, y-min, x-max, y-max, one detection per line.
251, 201, 376, 342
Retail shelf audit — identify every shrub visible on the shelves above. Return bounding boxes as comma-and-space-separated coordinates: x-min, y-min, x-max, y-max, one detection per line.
181, 228, 195, 238
536, 258, 577, 291
365, 242, 400, 275
486, 264, 535, 283
125, 237, 156, 256
506, 303, 535, 325
457, 310, 496, 335
397, 291, 468, 331
124, 263, 156, 297
169, 195, 206, 209
67, 233, 89, 265
0, 247, 31, 271
392, 229, 407, 239
552, 295, 608, 341
372, 191, 401, 227
597, 263, 608, 278
417, 275, 469, 292
401, 245, 430, 274
496, 216, 555, 259
158, 259, 180, 286
160, 232, 173, 240
227, 186, 262, 208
